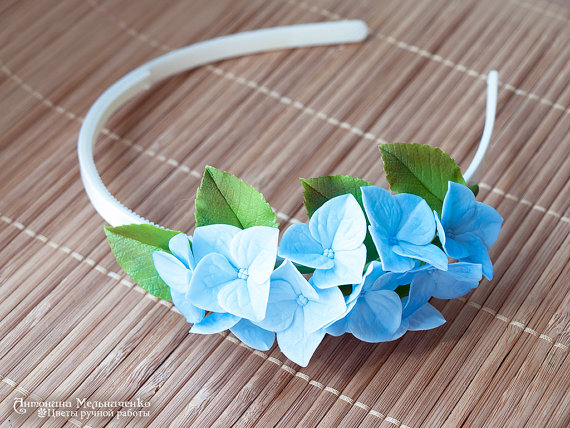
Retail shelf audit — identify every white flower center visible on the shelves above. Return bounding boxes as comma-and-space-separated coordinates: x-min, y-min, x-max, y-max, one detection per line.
323, 248, 335, 259
237, 268, 249, 280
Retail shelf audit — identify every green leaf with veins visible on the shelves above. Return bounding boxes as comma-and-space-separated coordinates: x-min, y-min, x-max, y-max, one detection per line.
195, 166, 278, 229
104, 224, 181, 301
379, 143, 466, 215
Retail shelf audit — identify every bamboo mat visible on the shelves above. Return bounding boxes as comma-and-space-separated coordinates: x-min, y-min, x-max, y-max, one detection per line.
0, 0, 569, 426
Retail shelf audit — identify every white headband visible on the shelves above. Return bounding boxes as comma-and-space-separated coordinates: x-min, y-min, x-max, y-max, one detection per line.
78, 21, 498, 227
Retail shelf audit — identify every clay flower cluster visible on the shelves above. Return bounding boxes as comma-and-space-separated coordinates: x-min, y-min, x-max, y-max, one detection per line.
105, 144, 503, 367
152, 181, 502, 366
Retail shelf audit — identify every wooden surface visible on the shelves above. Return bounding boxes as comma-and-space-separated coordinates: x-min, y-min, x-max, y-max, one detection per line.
0, 0, 569, 426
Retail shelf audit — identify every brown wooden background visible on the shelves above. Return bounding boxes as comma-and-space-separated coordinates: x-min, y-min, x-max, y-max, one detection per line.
0, 0, 569, 426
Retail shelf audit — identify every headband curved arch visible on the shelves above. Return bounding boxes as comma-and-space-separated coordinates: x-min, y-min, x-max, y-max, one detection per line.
78, 21, 497, 227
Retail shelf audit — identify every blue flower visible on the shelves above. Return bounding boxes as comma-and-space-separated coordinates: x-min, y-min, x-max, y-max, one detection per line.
255, 260, 346, 366
361, 186, 448, 273
435, 181, 503, 280
326, 261, 448, 339
152, 233, 204, 323
399, 262, 482, 318
188, 224, 278, 322
278, 194, 367, 289
325, 261, 406, 342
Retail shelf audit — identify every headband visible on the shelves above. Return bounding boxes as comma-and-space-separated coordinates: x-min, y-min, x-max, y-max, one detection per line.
78, 21, 503, 366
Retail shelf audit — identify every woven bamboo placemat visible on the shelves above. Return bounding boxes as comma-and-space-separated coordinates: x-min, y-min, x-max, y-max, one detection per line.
0, 0, 569, 426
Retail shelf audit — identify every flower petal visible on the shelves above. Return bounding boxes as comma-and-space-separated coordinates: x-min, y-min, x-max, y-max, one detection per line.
192, 224, 240, 262
152, 250, 192, 294
455, 234, 494, 280
230, 319, 275, 351
472, 203, 503, 248
442, 235, 470, 260
370, 229, 416, 272
393, 241, 448, 271
402, 272, 436, 318
217, 277, 269, 322
434, 211, 448, 249
277, 309, 326, 367
406, 303, 446, 331
311, 245, 366, 289
230, 226, 278, 281
278, 223, 333, 269
430, 262, 482, 299
171, 290, 204, 324
168, 233, 195, 270
441, 181, 475, 231
360, 261, 387, 292
367, 270, 405, 293
347, 290, 402, 342
274, 260, 319, 301
256, 260, 317, 332
190, 312, 240, 334
254, 278, 297, 332
361, 186, 402, 236
188, 253, 237, 312
395, 194, 435, 245
304, 286, 346, 333
385, 319, 409, 341
325, 317, 349, 336
309, 194, 366, 251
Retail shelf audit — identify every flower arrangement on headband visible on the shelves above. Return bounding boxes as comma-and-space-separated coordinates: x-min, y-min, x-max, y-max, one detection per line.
104, 143, 502, 366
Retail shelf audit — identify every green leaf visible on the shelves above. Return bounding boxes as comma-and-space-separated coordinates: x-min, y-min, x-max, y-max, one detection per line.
395, 284, 410, 299
469, 183, 479, 197
379, 143, 466, 214
339, 284, 353, 296
300, 174, 378, 262
104, 224, 181, 301
300, 174, 371, 218
195, 166, 278, 229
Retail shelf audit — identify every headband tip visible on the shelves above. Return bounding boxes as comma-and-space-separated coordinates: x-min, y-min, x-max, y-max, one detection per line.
347, 20, 369, 42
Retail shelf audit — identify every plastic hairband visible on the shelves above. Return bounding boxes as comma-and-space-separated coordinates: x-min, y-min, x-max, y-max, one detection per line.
77, 21, 498, 228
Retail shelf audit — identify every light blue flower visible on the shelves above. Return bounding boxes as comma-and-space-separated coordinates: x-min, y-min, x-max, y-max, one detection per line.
325, 261, 406, 342
399, 262, 482, 318
188, 224, 278, 322
435, 181, 503, 280
278, 194, 367, 289
152, 233, 204, 323
255, 260, 346, 366
361, 186, 448, 273
190, 312, 275, 351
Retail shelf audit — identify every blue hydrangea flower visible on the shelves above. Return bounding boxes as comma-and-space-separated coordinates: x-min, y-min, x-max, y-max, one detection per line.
326, 262, 447, 339
325, 261, 406, 342
361, 186, 448, 273
278, 194, 367, 289
435, 181, 503, 280
152, 233, 204, 323
399, 262, 482, 318
255, 260, 346, 366
188, 224, 278, 322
